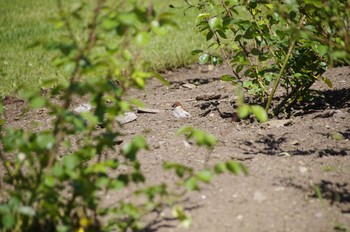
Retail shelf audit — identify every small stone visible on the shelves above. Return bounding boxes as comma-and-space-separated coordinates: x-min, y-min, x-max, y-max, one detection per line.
201, 195, 206, 200
182, 83, 196, 89
183, 140, 191, 148
253, 191, 267, 203
291, 140, 299, 146
115, 112, 138, 124
236, 214, 243, 220
73, 103, 91, 113
207, 65, 214, 71
315, 212, 323, 219
299, 166, 308, 174
274, 186, 285, 192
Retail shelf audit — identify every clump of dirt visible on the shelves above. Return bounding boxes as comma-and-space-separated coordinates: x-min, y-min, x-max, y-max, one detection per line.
2, 65, 350, 232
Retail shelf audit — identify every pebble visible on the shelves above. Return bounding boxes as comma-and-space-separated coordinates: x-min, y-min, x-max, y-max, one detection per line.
115, 112, 138, 124
274, 186, 285, 192
73, 103, 91, 113
182, 83, 196, 89
253, 191, 267, 203
236, 214, 243, 220
299, 166, 308, 174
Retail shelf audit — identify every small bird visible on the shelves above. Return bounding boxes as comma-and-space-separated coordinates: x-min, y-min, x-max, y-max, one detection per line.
172, 102, 190, 118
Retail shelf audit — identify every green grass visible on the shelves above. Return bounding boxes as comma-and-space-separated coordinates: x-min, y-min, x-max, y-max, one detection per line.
0, 0, 205, 96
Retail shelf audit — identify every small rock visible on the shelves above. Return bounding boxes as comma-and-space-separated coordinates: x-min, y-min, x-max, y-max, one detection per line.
299, 166, 308, 174
274, 186, 285, 192
236, 214, 243, 220
253, 191, 267, 203
183, 140, 191, 148
115, 112, 138, 124
315, 212, 323, 219
201, 195, 206, 200
291, 140, 299, 146
73, 103, 91, 113
182, 83, 196, 89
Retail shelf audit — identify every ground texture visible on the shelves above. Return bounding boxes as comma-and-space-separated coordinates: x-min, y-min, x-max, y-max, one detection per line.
2, 65, 350, 232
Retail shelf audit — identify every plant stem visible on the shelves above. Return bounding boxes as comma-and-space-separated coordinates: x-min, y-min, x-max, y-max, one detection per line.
265, 39, 296, 113
265, 15, 306, 114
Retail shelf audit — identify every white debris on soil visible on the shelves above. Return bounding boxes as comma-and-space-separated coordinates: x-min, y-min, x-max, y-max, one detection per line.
73, 103, 91, 113
264, 119, 292, 128
115, 112, 138, 125
137, 107, 161, 114
182, 83, 196, 89
299, 166, 308, 174
253, 191, 267, 203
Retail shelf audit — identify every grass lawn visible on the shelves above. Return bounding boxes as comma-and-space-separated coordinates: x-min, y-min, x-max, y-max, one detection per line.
0, 0, 205, 96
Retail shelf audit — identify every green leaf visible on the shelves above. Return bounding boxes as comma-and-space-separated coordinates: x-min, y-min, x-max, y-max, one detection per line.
63, 155, 79, 170
36, 133, 55, 149
206, 31, 214, 41
2, 213, 15, 229
135, 32, 151, 46
196, 170, 213, 183
251, 48, 261, 56
322, 77, 333, 88
185, 177, 199, 191
151, 72, 170, 85
191, 49, 203, 55
209, 17, 221, 29
237, 104, 251, 119
199, 54, 210, 64
118, 12, 138, 25
251, 105, 268, 122
30, 96, 46, 108
214, 163, 227, 174
196, 12, 210, 22
226, 160, 242, 175
44, 175, 56, 187
0, 103, 3, 115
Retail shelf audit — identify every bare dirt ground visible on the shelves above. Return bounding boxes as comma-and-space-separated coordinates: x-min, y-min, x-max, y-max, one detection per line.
2, 65, 350, 232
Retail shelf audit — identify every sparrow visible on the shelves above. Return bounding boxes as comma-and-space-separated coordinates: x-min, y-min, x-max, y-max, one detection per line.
172, 102, 190, 118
